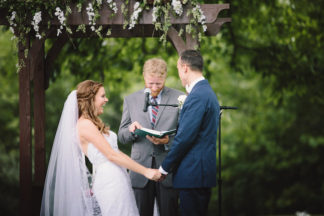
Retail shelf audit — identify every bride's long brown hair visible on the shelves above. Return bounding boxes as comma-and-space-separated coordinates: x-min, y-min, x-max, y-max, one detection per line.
77, 80, 109, 134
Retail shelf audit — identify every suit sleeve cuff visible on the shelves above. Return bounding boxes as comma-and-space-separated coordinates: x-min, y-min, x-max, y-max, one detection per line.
159, 166, 168, 175
131, 132, 138, 141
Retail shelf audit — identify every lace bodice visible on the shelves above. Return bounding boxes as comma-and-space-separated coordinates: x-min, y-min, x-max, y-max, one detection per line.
87, 131, 119, 167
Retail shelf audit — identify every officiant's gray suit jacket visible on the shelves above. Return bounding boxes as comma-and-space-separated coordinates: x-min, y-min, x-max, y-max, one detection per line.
118, 87, 183, 188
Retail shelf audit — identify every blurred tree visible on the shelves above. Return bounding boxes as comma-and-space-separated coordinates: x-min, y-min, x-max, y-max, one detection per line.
0, 28, 19, 216
215, 0, 324, 215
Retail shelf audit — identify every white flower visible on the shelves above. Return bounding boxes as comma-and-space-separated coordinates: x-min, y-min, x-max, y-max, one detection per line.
192, 4, 207, 32
134, 2, 140, 10
54, 7, 65, 36
8, 11, 17, 38
178, 95, 187, 109
203, 24, 207, 32
35, 33, 42, 39
9, 27, 14, 33
102, 40, 108, 46
152, 7, 159, 23
172, 0, 183, 16
10, 11, 16, 23
32, 11, 42, 39
55, 7, 65, 24
107, 0, 118, 14
56, 29, 62, 36
128, 2, 142, 29
86, 3, 96, 31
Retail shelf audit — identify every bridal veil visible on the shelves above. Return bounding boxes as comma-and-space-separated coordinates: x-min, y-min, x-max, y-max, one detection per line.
40, 90, 101, 216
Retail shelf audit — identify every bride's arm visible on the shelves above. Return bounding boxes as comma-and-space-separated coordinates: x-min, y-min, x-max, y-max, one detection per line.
77, 119, 161, 180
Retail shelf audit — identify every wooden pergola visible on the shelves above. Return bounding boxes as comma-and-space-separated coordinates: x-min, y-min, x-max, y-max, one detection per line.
0, 1, 230, 215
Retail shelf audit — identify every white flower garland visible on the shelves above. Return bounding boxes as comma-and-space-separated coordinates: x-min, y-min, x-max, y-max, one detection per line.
31, 11, 42, 39
54, 7, 66, 36
9, 11, 17, 40
107, 0, 118, 13
86, 3, 96, 31
152, 6, 159, 23
172, 0, 183, 16
192, 4, 207, 32
5, 0, 208, 41
128, 2, 142, 30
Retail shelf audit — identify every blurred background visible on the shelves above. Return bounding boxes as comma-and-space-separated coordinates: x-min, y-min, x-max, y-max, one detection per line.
0, 0, 323, 215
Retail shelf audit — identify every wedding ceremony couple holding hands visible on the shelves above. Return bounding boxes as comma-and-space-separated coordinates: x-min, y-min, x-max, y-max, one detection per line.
41, 50, 219, 216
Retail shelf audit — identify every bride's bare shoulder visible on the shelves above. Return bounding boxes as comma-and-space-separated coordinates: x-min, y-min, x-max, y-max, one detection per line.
77, 117, 95, 131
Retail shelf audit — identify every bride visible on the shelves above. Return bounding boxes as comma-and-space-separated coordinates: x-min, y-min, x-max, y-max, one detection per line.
41, 80, 161, 216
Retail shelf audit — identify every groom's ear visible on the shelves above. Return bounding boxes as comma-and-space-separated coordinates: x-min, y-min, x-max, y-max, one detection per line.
184, 64, 190, 74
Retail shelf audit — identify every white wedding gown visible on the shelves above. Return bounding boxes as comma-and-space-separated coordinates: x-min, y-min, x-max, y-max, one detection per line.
87, 131, 139, 216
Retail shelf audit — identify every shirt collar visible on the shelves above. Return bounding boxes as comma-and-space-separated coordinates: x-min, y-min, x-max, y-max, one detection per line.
185, 76, 205, 94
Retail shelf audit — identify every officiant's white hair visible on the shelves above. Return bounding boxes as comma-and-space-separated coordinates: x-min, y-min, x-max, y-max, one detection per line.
143, 58, 167, 78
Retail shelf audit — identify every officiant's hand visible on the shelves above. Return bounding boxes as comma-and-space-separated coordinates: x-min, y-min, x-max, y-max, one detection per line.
144, 168, 162, 181
128, 121, 142, 133
146, 135, 169, 145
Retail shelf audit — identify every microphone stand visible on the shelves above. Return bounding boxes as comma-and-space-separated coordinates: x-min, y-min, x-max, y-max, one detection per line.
149, 101, 179, 107
218, 106, 237, 216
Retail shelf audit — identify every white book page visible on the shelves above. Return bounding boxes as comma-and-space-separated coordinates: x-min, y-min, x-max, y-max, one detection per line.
141, 128, 163, 136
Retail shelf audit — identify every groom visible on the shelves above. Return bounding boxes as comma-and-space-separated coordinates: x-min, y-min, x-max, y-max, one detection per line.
159, 50, 220, 216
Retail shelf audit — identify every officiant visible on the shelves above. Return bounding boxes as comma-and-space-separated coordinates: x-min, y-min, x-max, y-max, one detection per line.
118, 58, 184, 216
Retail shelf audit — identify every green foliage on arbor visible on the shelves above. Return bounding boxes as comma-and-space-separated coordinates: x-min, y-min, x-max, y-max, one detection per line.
0, 0, 324, 215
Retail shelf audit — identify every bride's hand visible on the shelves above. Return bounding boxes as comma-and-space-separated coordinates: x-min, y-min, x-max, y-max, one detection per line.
144, 168, 162, 181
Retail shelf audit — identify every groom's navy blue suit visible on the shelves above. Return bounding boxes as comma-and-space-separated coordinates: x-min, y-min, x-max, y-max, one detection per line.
161, 79, 219, 215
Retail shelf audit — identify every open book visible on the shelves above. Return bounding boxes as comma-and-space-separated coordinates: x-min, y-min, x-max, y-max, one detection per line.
134, 128, 177, 138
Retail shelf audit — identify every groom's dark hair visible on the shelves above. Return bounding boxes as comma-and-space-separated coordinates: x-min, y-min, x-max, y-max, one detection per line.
180, 50, 203, 72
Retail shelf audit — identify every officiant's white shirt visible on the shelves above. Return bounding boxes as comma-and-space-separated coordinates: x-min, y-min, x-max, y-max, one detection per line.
147, 89, 162, 124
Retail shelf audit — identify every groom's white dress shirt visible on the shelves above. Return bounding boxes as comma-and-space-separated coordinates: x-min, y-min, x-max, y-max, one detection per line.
185, 76, 205, 94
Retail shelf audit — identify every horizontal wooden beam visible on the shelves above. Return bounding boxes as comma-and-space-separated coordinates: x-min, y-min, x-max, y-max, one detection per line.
205, 18, 232, 36
44, 17, 230, 39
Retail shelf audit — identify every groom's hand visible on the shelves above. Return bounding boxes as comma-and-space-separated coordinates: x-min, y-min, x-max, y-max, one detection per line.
146, 135, 169, 145
158, 173, 167, 182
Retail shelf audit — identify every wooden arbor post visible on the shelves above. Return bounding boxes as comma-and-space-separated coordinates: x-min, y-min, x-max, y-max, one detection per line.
1, 1, 230, 215
17, 35, 70, 215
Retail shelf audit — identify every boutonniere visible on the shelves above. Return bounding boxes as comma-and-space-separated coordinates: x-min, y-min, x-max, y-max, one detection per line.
177, 95, 187, 109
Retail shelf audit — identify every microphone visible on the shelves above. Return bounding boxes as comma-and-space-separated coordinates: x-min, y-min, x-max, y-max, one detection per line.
143, 88, 151, 112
